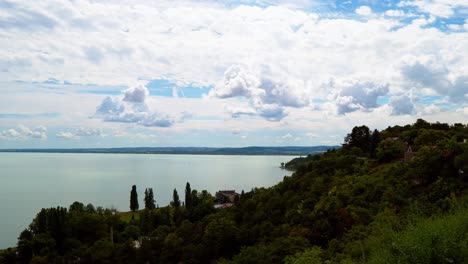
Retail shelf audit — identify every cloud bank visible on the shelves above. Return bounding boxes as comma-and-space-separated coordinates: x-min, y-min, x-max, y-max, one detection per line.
0, 125, 47, 141
56, 127, 101, 139
0, 0, 467, 147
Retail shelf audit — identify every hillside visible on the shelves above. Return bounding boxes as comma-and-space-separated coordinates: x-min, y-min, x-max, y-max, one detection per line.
1, 119, 467, 264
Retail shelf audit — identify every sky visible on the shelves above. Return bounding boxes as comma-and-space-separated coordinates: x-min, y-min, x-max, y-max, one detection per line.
0, 0, 467, 148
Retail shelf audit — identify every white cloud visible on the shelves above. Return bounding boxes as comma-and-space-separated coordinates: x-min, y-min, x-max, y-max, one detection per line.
306, 132, 319, 138
123, 85, 149, 103
355, 6, 372, 16
210, 64, 307, 121
281, 133, 293, 139
56, 131, 79, 140
385, 10, 405, 17
75, 127, 101, 137
94, 83, 184, 127
0, 0, 467, 147
448, 24, 463, 31
401, 60, 468, 103
419, 104, 441, 115
0, 125, 47, 140
399, 0, 468, 18
459, 107, 468, 116
331, 81, 389, 115
56, 127, 101, 139
225, 105, 257, 118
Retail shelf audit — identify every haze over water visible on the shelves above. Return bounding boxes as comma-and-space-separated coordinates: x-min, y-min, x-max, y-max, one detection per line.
0, 153, 292, 248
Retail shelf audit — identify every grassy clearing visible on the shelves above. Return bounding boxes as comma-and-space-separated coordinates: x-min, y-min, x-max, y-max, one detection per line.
117, 210, 140, 222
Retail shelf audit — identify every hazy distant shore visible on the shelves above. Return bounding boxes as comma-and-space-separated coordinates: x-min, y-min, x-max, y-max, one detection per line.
0, 146, 339, 156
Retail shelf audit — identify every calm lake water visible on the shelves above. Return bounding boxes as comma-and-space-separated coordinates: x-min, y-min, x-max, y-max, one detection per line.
0, 153, 293, 248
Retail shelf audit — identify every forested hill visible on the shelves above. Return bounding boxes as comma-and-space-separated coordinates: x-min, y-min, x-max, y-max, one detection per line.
1, 119, 467, 264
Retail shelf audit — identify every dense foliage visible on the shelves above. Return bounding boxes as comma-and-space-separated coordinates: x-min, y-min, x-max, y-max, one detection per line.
1, 119, 467, 264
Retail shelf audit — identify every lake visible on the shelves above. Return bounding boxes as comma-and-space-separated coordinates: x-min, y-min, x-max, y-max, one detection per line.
0, 153, 293, 248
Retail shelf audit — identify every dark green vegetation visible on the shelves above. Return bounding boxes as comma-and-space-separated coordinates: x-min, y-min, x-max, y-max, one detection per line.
130, 185, 139, 217
1, 119, 467, 264
0, 146, 338, 156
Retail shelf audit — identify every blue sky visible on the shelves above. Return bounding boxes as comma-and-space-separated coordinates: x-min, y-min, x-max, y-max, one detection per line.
0, 0, 467, 148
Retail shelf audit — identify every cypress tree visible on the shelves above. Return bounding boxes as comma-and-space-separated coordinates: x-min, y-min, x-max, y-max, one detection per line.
144, 188, 148, 208
370, 129, 381, 158
171, 188, 181, 208
144, 188, 155, 210
130, 185, 139, 214
185, 182, 192, 209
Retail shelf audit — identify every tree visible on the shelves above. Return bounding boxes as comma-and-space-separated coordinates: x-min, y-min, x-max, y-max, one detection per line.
414, 129, 448, 146
414, 118, 431, 129
130, 185, 139, 216
376, 138, 405, 162
343, 125, 371, 154
171, 189, 181, 208
17, 229, 33, 263
455, 144, 468, 172
202, 217, 239, 258
285, 247, 323, 264
185, 182, 192, 210
144, 188, 156, 210
369, 129, 381, 158
69, 201, 85, 213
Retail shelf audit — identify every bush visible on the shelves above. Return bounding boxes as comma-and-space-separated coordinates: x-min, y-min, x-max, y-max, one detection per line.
368, 207, 468, 264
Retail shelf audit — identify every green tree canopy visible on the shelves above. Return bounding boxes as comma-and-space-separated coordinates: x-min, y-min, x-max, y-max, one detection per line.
344, 125, 371, 154
376, 138, 406, 162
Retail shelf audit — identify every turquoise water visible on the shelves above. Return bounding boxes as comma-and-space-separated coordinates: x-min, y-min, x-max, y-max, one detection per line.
0, 153, 292, 248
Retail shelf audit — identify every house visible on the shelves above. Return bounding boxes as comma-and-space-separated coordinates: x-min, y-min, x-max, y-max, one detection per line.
214, 203, 235, 209
404, 145, 415, 161
215, 190, 239, 204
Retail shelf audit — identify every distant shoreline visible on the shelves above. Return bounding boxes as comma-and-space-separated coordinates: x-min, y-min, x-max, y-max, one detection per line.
0, 146, 339, 156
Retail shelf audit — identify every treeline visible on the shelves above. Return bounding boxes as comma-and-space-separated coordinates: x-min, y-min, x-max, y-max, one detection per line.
1, 119, 467, 264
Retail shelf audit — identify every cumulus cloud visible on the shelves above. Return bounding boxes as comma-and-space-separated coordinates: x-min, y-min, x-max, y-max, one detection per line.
355, 6, 372, 16
94, 84, 181, 127
123, 85, 149, 103
389, 95, 415, 115
0, 125, 47, 140
332, 81, 389, 115
56, 127, 101, 139
257, 104, 287, 121
210, 64, 307, 121
401, 61, 468, 103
